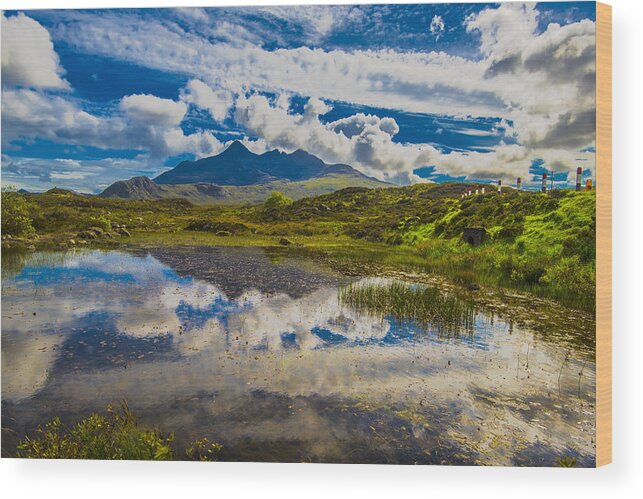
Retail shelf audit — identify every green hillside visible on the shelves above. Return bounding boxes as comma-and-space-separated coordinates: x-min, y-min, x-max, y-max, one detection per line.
223, 173, 391, 204
2, 183, 596, 310
260, 184, 596, 309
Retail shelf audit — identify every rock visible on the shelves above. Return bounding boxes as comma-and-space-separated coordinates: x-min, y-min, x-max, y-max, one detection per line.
215, 230, 232, 237
27, 244, 36, 251
78, 230, 97, 239
78, 240, 88, 245
89, 226, 105, 235
69, 239, 76, 245
279, 237, 293, 246
467, 283, 481, 291
115, 227, 131, 237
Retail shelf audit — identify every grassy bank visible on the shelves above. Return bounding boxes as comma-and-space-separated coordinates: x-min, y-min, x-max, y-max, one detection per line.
1, 183, 596, 311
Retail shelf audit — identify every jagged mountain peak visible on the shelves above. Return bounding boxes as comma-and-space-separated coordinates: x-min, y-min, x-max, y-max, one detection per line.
220, 140, 252, 156
153, 143, 370, 186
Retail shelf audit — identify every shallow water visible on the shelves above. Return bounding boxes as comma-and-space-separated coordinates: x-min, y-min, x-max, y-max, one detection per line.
1, 247, 596, 465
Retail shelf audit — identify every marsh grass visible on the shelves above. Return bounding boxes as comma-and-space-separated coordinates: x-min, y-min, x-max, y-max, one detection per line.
339, 279, 477, 338
1, 249, 72, 280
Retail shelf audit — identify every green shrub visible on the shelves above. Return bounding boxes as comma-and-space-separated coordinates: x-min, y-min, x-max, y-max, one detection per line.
17, 403, 173, 460
16, 403, 222, 461
562, 226, 596, 263
84, 214, 112, 232
507, 256, 547, 285
541, 256, 595, 297
1, 189, 35, 236
32, 206, 77, 231
261, 191, 294, 220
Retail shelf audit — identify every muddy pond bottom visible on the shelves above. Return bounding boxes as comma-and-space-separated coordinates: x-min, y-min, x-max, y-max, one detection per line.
1, 248, 596, 465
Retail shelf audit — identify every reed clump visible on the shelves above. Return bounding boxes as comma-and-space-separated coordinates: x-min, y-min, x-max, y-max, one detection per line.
339, 279, 476, 337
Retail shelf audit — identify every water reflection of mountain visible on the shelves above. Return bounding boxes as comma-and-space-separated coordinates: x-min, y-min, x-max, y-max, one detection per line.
136, 246, 350, 299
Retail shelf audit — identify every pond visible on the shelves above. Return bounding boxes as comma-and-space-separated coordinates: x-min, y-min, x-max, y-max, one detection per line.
1, 247, 596, 465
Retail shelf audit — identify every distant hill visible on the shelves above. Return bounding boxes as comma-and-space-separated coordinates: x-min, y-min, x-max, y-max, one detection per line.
100, 142, 390, 203
99, 173, 388, 205
100, 176, 165, 200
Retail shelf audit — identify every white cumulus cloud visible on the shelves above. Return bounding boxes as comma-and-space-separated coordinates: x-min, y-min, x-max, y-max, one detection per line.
1, 13, 69, 90
120, 94, 187, 127
180, 79, 233, 122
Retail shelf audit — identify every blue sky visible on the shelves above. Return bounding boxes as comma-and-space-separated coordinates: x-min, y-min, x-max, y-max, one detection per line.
1, 2, 597, 192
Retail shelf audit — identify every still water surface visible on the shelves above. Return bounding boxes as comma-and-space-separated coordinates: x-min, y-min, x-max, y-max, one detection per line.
1, 247, 595, 465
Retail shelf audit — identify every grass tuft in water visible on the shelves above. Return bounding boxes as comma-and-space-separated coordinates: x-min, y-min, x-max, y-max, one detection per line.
339, 279, 476, 338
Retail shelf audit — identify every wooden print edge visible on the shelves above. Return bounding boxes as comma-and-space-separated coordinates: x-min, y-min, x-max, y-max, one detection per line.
596, 1, 612, 468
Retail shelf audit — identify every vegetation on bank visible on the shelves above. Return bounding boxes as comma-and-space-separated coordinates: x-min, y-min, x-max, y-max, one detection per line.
1, 183, 596, 310
15, 402, 222, 461
1, 188, 37, 236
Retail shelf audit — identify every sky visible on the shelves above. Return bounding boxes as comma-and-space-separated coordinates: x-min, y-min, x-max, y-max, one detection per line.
1, 2, 597, 193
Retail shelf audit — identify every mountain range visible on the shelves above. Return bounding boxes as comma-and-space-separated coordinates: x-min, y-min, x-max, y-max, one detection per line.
100, 141, 389, 203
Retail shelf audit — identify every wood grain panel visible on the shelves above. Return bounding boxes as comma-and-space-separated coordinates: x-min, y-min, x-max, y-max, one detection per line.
596, 1, 612, 468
